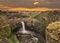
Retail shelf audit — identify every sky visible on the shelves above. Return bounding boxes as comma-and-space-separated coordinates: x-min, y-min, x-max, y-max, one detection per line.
0, 0, 60, 11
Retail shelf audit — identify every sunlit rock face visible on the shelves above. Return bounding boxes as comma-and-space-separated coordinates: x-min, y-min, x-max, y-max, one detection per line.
46, 22, 60, 43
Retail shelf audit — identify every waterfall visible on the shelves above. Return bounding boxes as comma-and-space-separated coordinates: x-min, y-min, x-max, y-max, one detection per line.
21, 21, 25, 31
21, 21, 27, 33
20, 21, 32, 34
20, 21, 34, 34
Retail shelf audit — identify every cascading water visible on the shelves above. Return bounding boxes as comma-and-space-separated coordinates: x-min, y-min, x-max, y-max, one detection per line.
19, 21, 32, 34
17, 21, 38, 43
21, 21, 26, 33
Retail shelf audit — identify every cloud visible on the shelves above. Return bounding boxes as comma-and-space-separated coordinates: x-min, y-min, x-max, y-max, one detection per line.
0, 0, 60, 8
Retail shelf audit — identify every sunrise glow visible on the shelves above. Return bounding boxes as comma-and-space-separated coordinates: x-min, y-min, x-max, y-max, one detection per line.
0, 5, 60, 11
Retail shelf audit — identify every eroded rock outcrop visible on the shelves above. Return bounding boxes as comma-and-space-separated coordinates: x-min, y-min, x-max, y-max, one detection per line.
46, 21, 60, 43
